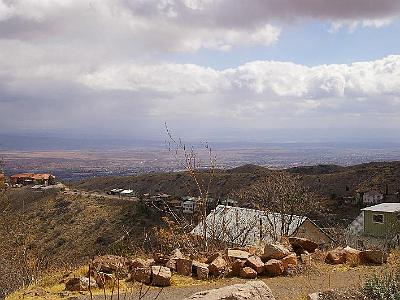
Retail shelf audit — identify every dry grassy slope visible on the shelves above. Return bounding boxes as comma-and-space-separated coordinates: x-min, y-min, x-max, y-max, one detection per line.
2, 188, 158, 269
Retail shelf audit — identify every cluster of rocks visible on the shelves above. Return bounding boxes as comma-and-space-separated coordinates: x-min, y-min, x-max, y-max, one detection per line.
325, 246, 388, 266
64, 237, 317, 292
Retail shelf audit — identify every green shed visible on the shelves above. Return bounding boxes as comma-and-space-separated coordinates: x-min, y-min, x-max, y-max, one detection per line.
362, 203, 400, 238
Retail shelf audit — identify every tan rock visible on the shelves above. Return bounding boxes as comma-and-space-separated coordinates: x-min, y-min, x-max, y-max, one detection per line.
245, 255, 264, 274
208, 256, 227, 276
264, 259, 284, 276
183, 280, 275, 300
151, 266, 171, 287
289, 237, 318, 253
239, 267, 257, 279
227, 249, 250, 260
176, 258, 193, 276
263, 243, 290, 260
300, 252, 311, 265
281, 253, 297, 270
91, 255, 128, 275
343, 246, 361, 266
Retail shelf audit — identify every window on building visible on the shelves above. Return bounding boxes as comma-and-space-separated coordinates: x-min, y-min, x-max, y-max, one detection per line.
372, 214, 384, 224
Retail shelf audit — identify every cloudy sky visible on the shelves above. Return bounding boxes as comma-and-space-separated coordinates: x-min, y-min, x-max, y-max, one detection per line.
0, 0, 400, 143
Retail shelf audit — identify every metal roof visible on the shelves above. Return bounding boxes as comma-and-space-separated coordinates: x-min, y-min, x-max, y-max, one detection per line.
191, 205, 307, 246
361, 203, 400, 213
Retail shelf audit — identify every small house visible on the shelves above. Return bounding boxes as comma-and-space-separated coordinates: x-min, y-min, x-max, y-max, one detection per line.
363, 190, 384, 205
361, 203, 400, 238
10, 173, 55, 186
182, 197, 198, 214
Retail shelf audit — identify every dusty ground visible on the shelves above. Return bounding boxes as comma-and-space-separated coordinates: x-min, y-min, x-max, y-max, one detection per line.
72, 262, 380, 300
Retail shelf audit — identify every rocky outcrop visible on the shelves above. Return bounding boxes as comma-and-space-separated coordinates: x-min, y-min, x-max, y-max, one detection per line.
183, 280, 275, 300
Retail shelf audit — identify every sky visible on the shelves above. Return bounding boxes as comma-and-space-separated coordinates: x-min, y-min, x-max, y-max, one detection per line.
0, 0, 400, 143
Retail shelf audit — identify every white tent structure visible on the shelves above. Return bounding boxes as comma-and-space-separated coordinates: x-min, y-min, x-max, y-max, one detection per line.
191, 205, 308, 246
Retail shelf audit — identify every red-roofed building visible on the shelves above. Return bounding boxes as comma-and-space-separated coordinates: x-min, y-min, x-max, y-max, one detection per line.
10, 173, 55, 186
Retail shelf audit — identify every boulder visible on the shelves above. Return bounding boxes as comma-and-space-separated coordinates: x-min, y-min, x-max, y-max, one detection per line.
325, 249, 346, 265
227, 249, 250, 260
65, 277, 97, 291
195, 262, 209, 280
151, 266, 172, 287
183, 280, 275, 300
245, 255, 264, 274
263, 243, 290, 260
208, 256, 227, 276
231, 259, 246, 276
289, 237, 319, 253
132, 267, 152, 284
176, 258, 193, 276
130, 258, 148, 270
264, 259, 284, 277
360, 250, 388, 265
153, 253, 170, 265
281, 253, 297, 270
343, 246, 361, 266
239, 267, 257, 279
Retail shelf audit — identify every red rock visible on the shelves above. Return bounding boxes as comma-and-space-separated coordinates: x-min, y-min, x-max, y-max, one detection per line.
176, 258, 192, 276
343, 246, 361, 266
281, 253, 297, 270
245, 255, 264, 274
195, 262, 209, 280
360, 249, 388, 265
208, 256, 226, 276
153, 253, 169, 265
289, 237, 318, 253
206, 253, 221, 264
264, 259, 284, 276
325, 249, 346, 265
132, 267, 151, 284
231, 259, 246, 276
239, 267, 257, 279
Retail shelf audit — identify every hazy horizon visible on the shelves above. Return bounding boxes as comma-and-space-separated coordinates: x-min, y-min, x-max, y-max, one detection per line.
0, 1, 400, 144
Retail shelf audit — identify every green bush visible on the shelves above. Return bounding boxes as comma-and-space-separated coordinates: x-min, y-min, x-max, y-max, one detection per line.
362, 270, 400, 300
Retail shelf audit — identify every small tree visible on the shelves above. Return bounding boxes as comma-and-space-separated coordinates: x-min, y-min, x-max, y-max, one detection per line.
234, 171, 324, 242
